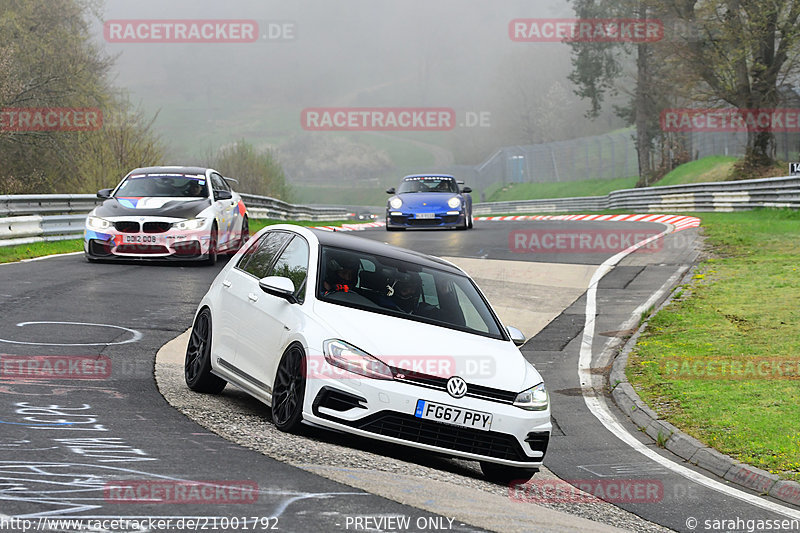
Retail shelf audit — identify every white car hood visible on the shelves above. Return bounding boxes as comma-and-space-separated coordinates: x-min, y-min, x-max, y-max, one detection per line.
312, 300, 541, 393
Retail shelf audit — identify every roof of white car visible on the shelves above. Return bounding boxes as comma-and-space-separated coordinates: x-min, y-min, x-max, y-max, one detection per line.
270, 225, 465, 276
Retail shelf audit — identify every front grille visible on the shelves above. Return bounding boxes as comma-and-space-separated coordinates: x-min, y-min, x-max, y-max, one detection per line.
391, 368, 517, 404
115, 244, 169, 254
408, 217, 442, 226
442, 215, 459, 223
348, 411, 539, 462
114, 221, 140, 233
143, 221, 172, 233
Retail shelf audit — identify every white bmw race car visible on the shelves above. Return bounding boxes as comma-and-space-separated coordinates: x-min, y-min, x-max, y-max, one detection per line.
84, 166, 249, 264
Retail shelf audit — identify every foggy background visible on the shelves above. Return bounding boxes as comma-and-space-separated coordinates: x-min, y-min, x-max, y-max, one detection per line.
93, 0, 628, 201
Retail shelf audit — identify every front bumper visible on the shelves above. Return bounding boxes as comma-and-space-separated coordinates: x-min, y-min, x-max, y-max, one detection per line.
84, 223, 212, 261
303, 364, 551, 467
385, 210, 466, 229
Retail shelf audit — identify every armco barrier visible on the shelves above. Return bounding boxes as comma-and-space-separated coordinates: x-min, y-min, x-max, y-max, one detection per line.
473, 175, 800, 215
2, 175, 798, 246
0, 192, 352, 247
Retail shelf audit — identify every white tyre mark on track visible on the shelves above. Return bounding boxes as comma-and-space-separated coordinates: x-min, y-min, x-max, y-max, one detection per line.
578, 224, 800, 520
0, 321, 142, 346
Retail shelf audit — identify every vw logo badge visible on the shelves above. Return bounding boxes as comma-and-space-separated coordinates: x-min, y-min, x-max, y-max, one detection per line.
446, 376, 468, 398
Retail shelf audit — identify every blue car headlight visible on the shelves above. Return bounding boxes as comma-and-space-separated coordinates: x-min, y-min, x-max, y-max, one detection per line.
447, 197, 461, 209
389, 197, 403, 209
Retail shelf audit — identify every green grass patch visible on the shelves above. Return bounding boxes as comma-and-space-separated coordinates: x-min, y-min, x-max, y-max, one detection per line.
653, 156, 738, 187
484, 176, 638, 202
0, 239, 83, 264
249, 219, 354, 233
626, 209, 800, 481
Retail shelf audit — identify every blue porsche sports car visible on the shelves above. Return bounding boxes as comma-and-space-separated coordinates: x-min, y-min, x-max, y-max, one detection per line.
385, 174, 473, 230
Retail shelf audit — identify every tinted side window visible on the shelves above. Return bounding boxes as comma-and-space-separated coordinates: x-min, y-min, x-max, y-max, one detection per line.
269, 236, 310, 303
237, 231, 291, 278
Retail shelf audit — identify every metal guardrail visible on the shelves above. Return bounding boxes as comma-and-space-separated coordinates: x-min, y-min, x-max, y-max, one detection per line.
0, 192, 352, 247
2, 175, 798, 247
474, 175, 800, 215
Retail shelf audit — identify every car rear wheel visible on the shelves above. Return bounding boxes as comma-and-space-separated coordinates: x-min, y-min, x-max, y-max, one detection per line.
272, 344, 306, 432
204, 225, 218, 265
480, 461, 537, 484
184, 308, 226, 393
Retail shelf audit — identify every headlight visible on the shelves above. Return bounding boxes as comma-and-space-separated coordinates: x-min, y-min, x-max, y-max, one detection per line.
323, 339, 393, 380
447, 197, 461, 209
389, 197, 403, 209
513, 382, 549, 411
86, 216, 112, 230
175, 218, 207, 231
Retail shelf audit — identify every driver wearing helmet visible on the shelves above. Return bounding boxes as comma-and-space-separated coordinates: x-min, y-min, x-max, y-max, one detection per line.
389, 271, 423, 313
323, 252, 360, 295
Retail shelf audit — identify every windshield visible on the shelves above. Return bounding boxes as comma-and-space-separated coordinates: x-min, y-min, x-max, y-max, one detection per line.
317, 246, 504, 340
114, 174, 209, 198
397, 177, 459, 194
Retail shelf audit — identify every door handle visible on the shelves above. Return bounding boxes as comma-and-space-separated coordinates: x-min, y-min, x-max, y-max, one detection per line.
222, 280, 232, 288
247, 293, 259, 302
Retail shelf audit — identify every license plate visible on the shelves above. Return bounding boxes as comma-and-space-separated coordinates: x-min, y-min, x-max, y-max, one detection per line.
414, 400, 492, 431
415, 213, 435, 219
124, 235, 158, 243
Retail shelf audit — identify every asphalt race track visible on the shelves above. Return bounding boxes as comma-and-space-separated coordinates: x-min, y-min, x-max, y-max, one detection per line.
1, 219, 798, 532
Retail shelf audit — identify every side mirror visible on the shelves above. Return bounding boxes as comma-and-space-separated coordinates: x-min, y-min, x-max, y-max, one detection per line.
97, 188, 112, 199
507, 326, 526, 346
386, 187, 396, 194
461, 186, 472, 194
214, 190, 233, 201
258, 276, 298, 304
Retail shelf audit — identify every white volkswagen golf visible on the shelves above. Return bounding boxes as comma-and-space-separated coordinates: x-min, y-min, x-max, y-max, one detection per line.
185, 224, 551, 482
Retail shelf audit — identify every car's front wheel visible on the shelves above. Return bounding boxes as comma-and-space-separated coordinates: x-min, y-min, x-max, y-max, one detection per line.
204, 225, 218, 265
184, 308, 226, 393
272, 344, 306, 432
480, 461, 537, 484
238, 216, 249, 250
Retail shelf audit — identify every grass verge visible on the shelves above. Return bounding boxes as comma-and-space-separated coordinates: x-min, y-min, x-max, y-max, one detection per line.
0, 239, 84, 264
484, 176, 638, 202
626, 209, 800, 481
652, 155, 738, 187
0, 219, 356, 264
